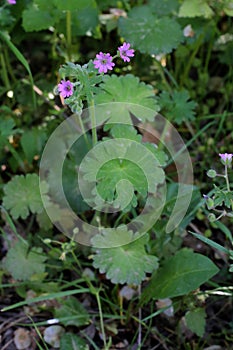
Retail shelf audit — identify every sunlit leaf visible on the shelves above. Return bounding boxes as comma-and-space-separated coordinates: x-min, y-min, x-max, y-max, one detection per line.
179, 0, 214, 18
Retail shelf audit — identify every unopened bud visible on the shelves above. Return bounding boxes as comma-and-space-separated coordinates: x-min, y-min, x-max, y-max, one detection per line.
207, 169, 217, 178
208, 213, 216, 222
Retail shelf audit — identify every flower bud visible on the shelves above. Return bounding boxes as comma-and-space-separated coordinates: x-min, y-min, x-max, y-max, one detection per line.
43, 238, 52, 244
208, 213, 216, 222
206, 198, 215, 210
207, 169, 217, 178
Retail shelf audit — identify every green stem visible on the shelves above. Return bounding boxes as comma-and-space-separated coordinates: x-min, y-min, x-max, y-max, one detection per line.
77, 113, 91, 149
154, 59, 172, 93
7, 141, 26, 172
66, 11, 72, 61
224, 164, 233, 211
4, 48, 16, 84
180, 34, 204, 86
89, 97, 97, 146
225, 164, 231, 192
158, 118, 170, 151
96, 290, 107, 349
0, 51, 10, 89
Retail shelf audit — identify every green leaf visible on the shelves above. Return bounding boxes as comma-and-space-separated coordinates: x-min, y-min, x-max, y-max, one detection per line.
4, 240, 46, 281
189, 231, 229, 254
79, 138, 165, 211
148, 0, 179, 16
185, 308, 206, 337
0, 8, 15, 29
159, 90, 197, 125
60, 333, 88, 350
109, 124, 142, 143
95, 75, 160, 124
22, 4, 58, 32
223, 0, 233, 16
0, 118, 18, 149
20, 128, 47, 163
3, 174, 49, 219
142, 249, 219, 302
92, 233, 158, 285
179, 0, 214, 18
91, 226, 135, 247
54, 0, 97, 11
118, 6, 183, 55
54, 297, 90, 327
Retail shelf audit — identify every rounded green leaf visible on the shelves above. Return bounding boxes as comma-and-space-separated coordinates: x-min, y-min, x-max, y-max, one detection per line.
4, 240, 46, 281
95, 75, 159, 124
93, 233, 158, 285
3, 174, 49, 219
118, 6, 183, 55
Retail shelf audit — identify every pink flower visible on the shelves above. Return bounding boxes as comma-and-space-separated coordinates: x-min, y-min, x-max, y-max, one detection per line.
219, 153, 233, 167
93, 52, 115, 73
58, 80, 73, 98
219, 153, 233, 163
118, 42, 135, 62
7, 0, 16, 4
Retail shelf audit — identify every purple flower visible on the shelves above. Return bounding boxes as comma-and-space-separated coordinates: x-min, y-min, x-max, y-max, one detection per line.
7, 0, 16, 3
219, 153, 233, 168
93, 52, 115, 73
58, 80, 73, 98
118, 42, 135, 62
219, 153, 233, 163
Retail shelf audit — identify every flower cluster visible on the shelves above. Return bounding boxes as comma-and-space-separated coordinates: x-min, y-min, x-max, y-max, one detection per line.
93, 42, 134, 74
58, 42, 134, 99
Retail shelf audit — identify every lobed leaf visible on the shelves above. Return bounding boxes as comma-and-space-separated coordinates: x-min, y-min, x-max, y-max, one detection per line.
159, 90, 197, 125
148, 0, 179, 16
118, 6, 183, 55
179, 0, 214, 18
93, 233, 158, 285
3, 174, 49, 219
4, 240, 46, 281
95, 75, 159, 124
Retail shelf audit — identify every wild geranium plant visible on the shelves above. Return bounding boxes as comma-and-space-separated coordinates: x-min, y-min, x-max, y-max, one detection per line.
41, 41, 219, 294
205, 153, 233, 221
192, 153, 233, 273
